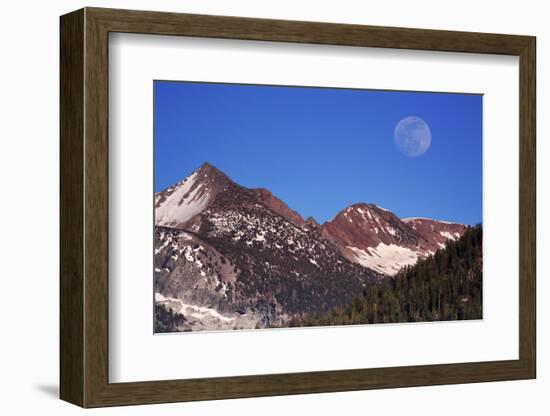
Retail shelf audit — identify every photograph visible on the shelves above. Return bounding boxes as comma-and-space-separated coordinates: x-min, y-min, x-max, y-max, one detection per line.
53, 5, 537, 409
153, 80, 483, 333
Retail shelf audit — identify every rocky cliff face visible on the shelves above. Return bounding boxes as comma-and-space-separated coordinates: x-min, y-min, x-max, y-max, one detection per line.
154, 163, 467, 331
154, 163, 382, 331
154, 162, 232, 229
402, 217, 467, 250
321, 204, 466, 276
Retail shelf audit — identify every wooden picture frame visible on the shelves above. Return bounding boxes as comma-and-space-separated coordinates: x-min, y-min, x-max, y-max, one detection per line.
60, 7, 536, 408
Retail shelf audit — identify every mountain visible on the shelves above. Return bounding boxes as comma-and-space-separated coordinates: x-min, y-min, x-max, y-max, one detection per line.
252, 188, 306, 227
154, 162, 232, 229
155, 162, 305, 230
402, 217, 467, 250
154, 163, 468, 331
290, 224, 483, 327
154, 163, 382, 332
321, 204, 466, 276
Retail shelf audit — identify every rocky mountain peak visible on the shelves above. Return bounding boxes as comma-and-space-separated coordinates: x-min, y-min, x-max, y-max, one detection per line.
155, 163, 308, 230
195, 161, 230, 181
305, 216, 320, 227
154, 163, 234, 229
321, 202, 466, 276
155, 163, 467, 277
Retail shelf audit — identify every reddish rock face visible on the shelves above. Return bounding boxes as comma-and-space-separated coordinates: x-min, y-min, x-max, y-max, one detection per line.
402, 218, 468, 251
252, 188, 305, 226
321, 204, 467, 276
154, 162, 233, 229
322, 203, 422, 251
155, 163, 468, 278
155, 162, 306, 229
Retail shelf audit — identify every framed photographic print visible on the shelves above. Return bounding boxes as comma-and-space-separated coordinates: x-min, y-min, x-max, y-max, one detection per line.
60, 7, 536, 408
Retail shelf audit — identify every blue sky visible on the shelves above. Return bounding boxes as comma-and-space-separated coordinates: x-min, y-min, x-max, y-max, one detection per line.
154, 81, 482, 225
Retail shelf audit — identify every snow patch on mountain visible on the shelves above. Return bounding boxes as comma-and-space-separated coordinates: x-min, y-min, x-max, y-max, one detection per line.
348, 243, 421, 275
403, 217, 456, 225
155, 172, 212, 227
155, 292, 236, 323
440, 231, 458, 240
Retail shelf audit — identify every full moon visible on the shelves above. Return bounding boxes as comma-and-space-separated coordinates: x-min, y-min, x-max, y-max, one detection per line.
393, 116, 432, 157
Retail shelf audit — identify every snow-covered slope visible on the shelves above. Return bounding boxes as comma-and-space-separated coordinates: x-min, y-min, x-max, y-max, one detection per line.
321, 203, 467, 276
155, 163, 230, 228
155, 171, 210, 227
347, 243, 420, 275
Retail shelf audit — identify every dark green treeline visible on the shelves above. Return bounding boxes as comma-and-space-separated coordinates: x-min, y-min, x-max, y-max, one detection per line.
288, 224, 483, 327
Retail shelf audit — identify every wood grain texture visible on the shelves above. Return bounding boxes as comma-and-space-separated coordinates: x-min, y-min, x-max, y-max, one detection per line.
59, 7, 537, 408
59, 8, 84, 407
83, 10, 110, 406
88, 7, 532, 54
518, 38, 537, 376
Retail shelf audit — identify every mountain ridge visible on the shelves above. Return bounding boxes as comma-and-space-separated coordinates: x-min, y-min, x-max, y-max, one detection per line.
155, 163, 467, 276
153, 162, 470, 331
